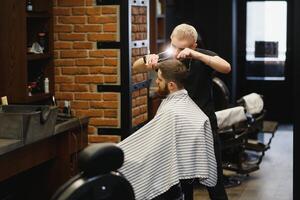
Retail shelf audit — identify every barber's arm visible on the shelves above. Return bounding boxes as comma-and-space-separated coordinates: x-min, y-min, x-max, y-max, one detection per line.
132, 54, 159, 73
177, 48, 231, 74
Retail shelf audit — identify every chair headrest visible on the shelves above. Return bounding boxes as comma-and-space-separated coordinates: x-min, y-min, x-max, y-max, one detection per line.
212, 77, 230, 111
78, 143, 124, 176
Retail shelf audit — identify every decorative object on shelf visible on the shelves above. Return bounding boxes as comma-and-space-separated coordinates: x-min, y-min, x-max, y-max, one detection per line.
27, 0, 33, 12
156, 0, 162, 15
1, 96, 8, 105
29, 42, 44, 54
38, 32, 47, 52
28, 85, 32, 96
44, 77, 49, 94
63, 101, 71, 117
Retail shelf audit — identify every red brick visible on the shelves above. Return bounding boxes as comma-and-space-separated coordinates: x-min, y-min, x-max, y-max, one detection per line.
103, 93, 118, 101
58, 0, 85, 6
74, 25, 102, 32
53, 7, 71, 16
62, 67, 89, 75
139, 96, 147, 105
132, 115, 144, 127
55, 92, 74, 100
55, 76, 74, 83
54, 32, 58, 41
73, 42, 93, 49
76, 109, 103, 117
54, 42, 72, 49
75, 93, 102, 100
104, 76, 118, 83
55, 84, 60, 92
89, 50, 118, 58
88, 126, 97, 134
75, 76, 103, 84
103, 23, 117, 32
86, 7, 101, 15
100, 67, 117, 74
71, 101, 90, 109
54, 51, 59, 59
132, 90, 139, 98
104, 110, 118, 118
132, 99, 136, 107
104, 58, 118, 66
55, 67, 61, 76
140, 88, 148, 95
132, 107, 140, 117
58, 16, 86, 24
132, 7, 139, 15
76, 59, 103, 66
86, 0, 94, 6
54, 59, 75, 66
87, 33, 116, 41
72, 7, 85, 15
89, 67, 102, 74
139, 7, 146, 14
102, 6, 117, 14
60, 50, 87, 58
140, 105, 147, 114
89, 118, 118, 127
90, 101, 118, 109
60, 84, 89, 92
89, 85, 98, 92
88, 16, 117, 24
59, 33, 85, 41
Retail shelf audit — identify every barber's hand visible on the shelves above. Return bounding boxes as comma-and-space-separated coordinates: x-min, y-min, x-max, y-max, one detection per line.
176, 48, 195, 60
144, 54, 159, 70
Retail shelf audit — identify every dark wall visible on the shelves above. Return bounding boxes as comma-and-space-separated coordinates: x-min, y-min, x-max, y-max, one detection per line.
167, 0, 295, 123
236, 0, 293, 122
292, 0, 300, 198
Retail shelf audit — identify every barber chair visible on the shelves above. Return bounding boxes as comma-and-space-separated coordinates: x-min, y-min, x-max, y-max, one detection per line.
212, 77, 273, 186
215, 106, 259, 187
51, 143, 135, 200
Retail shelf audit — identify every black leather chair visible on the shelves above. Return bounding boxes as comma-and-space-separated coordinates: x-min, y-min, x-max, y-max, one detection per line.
212, 77, 262, 186
51, 143, 135, 200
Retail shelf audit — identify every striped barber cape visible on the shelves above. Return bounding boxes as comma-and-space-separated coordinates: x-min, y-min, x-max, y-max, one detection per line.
117, 89, 217, 200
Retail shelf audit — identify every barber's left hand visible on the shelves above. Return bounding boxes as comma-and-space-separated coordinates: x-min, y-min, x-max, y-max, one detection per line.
176, 48, 195, 60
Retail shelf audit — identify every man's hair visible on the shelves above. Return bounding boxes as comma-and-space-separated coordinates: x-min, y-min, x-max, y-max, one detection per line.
157, 59, 188, 89
170, 23, 198, 43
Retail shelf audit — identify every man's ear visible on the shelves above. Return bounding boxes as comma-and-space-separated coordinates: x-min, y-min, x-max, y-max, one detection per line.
192, 42, 197, 49
168, 81, 177, 91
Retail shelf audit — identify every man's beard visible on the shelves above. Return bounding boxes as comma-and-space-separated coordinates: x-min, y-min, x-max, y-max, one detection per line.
156, 83, 170, 99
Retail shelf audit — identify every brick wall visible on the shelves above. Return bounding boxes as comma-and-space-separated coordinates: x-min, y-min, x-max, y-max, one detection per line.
53, 0, 120, 134
131, 6, 149, 127
53, 0, 150, 136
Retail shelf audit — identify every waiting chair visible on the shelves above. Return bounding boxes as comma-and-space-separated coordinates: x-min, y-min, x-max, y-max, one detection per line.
51, 143, 135, 200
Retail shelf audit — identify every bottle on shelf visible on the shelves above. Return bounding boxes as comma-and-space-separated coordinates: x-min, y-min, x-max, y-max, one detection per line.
27, 0, 33, 12
63, 101, 71, 116
44, 77, 49, 93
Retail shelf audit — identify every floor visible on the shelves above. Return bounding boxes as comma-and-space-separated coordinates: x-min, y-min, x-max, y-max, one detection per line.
194, 124, 293, 200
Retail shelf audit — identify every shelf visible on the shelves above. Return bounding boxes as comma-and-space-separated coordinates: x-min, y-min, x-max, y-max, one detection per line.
156, 14, 165, 18
26, 93, 52, 103
27, 12, 51, 18
156, 39, 166, 44
27, 53, 50, 61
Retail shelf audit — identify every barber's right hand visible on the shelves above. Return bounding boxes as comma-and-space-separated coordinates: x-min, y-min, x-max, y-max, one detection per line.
144, 54, 159, 70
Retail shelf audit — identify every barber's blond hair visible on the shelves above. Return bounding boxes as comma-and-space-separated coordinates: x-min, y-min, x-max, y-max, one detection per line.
170, 23, 198, 43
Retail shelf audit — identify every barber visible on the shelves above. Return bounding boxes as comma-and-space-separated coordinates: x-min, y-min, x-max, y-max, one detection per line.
133, 23, 231, 200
